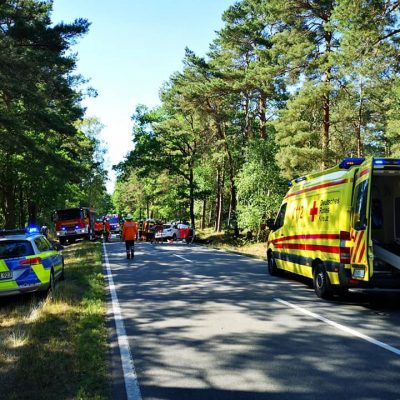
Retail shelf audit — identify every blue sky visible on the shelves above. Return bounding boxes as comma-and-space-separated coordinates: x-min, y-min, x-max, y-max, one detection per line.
51, 0, 236, 192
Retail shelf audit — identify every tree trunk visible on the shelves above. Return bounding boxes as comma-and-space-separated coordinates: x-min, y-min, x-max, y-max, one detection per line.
214, 165, 224, 232
322, 30, 332, 170
27, 201, 37, 226
201, 198, 206, 229
258, 94, 267, 140
189, 163, 195, 229
356, 79, 364, 157
214, 168, 220, 231
3, 183, 17, 229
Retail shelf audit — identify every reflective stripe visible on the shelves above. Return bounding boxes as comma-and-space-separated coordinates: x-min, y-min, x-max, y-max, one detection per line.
0, 259, 9, 272
0, 281, 19, 290
31, 264, 51, 283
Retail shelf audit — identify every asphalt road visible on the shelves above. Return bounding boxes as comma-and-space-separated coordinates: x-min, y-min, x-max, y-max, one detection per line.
104, 240, 400, 400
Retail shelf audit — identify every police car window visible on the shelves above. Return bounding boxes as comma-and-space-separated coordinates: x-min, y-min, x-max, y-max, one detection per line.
353, 179, 369, 230
34, 237, 51, 252
275, 203, 287, 230
0, 241, 34, 258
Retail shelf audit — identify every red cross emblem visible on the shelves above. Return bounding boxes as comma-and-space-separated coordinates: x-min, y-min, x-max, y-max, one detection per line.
310, 201, 318, 222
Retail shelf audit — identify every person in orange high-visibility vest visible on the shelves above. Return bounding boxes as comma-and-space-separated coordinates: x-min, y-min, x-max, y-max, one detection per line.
122, 214, 138, 259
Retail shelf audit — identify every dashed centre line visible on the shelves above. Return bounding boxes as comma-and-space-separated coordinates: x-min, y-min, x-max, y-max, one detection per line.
174, 254, 194, 263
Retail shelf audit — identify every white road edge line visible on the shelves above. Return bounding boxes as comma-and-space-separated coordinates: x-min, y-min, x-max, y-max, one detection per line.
174, 254, 193, 263
103, 242, 142, 400
275, 297, 400, 357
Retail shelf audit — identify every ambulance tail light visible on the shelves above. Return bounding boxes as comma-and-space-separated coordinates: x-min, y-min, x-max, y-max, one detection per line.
339, 231, 351, 241
340, 247, 351, 264
19, 257, 42, 266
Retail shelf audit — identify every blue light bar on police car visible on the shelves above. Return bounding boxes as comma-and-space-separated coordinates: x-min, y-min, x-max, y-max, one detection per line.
339, 157, 365, 169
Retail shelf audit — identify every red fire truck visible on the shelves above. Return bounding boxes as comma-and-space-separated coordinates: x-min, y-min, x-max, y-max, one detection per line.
53, 207, 97, 245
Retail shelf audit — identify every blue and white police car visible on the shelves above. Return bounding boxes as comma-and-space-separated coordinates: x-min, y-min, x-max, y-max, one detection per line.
0, 228, 64, 297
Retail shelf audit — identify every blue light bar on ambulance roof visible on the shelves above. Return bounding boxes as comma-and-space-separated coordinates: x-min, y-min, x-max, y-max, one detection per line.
288, 176, 306, 186
373, 158, 400, 167
295, 176, 306, 183
339, 157, 365, 169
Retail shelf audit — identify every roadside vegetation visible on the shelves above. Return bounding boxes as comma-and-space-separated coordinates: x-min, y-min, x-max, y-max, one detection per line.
0, 241, 107, 400
113, 0, 400, 240
197, 228, 267, 260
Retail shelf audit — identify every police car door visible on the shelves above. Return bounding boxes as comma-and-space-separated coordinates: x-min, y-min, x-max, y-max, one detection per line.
350, 158, 373, 282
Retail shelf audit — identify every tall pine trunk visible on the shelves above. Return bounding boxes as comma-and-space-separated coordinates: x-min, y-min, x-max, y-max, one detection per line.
214, 165, 224, 232
189, 163, 195, 229
322, 30, 332, 169
258, 94, 267, 140
201, 198, 206, 229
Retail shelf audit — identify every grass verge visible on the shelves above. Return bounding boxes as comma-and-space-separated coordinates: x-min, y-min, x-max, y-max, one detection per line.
0, 241, 107, 400
196, 227, 268, 260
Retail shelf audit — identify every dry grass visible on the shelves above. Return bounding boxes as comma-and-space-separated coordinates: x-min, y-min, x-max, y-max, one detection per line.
0, 241, 107, 400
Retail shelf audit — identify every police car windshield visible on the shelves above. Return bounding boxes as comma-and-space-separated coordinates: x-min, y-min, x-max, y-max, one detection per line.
0, 240, 34, 259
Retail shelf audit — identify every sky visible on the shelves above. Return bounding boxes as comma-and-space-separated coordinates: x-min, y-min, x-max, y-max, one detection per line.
51, 0, 236, 193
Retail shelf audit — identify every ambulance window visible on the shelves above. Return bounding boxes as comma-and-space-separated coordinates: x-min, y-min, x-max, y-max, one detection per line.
353, 179, 369, 230
275, 203, 287, 230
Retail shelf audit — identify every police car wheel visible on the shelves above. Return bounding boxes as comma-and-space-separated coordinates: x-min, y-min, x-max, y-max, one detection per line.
48, 270, 56, 295
267, 254, 279, 276
60, 261, 65, 281
314, 265, 332, 299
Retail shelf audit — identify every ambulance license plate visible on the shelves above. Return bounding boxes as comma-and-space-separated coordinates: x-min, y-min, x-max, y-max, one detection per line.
0, 271, 12, 280
353, 269, 365, 278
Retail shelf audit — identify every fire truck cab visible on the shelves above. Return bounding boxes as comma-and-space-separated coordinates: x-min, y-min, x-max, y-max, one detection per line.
53, 207, 97, 245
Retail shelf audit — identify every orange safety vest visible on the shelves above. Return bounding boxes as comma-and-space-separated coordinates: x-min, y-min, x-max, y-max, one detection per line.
122, 220, 138, 241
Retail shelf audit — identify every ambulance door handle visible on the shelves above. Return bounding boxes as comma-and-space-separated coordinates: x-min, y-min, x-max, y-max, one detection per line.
368, 246, 374, 260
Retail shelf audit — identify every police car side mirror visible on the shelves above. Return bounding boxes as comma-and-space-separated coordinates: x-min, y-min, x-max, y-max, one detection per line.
266, 218, 276, 230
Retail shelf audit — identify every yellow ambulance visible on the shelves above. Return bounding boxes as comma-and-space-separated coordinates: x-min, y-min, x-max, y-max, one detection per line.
266, 157, 400, 298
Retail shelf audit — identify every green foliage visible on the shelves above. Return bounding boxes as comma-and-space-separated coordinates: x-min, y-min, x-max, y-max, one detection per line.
236, 136, 286, 237
0, 1, 108, 228
115, 0, 400, 240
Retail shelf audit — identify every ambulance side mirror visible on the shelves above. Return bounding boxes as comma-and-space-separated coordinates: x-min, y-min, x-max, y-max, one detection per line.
354, 213, 367, 230
355, 219, 367, 230
266, 218, 276, 231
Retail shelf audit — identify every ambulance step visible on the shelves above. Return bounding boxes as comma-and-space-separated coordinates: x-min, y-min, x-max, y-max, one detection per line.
373, 244, 400, 271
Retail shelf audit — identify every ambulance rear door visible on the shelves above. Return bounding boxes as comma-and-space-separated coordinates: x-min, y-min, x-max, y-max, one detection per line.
350, 158, 373, 282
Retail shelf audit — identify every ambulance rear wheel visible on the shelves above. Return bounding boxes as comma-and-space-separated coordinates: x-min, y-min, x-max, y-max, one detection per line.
268, 253, 279, 276
314, 264, 333, 299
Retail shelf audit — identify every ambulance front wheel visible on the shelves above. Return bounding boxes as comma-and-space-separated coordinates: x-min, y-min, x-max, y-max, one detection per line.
313, 264, 333, 299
